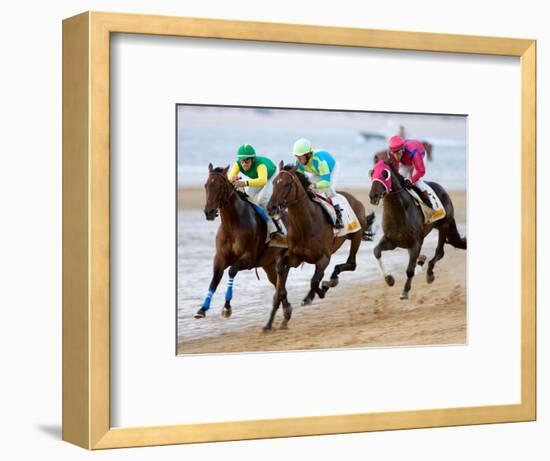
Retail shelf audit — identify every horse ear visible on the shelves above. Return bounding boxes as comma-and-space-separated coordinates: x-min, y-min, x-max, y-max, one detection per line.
279, 160, 284, 170
208, 163, 213, 172
368, 169, 374, 179
223, 165, 230, 176
382, 169, 390, 180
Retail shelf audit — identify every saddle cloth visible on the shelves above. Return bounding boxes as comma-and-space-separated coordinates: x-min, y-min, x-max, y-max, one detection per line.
313, 193, 361, 237
249, 201, 288, 248
407, 185, 446, 224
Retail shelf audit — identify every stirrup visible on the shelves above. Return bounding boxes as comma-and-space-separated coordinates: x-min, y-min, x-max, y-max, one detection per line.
333, 205, 344, 229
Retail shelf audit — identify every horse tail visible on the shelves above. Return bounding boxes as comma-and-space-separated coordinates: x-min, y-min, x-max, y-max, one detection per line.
446, 218, 467, 249
362, 211, 376, 241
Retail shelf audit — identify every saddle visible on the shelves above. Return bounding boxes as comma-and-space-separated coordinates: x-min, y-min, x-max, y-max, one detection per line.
406, 186, 446, 224
246, 199, 288, 248
311, 193, 361, 237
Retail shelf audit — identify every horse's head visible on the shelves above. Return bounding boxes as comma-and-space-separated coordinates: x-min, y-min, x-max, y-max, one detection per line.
203, 163, 231, 220
369, 160, 396, 206
267, 161, 307, 215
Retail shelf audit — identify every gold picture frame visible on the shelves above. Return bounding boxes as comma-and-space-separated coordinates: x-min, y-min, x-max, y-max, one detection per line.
62, 11, 536, 449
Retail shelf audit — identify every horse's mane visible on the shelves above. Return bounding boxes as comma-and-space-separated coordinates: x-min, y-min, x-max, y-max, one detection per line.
282, 164, 314, 194
381, 160, 406, 189
282, 164, 317, 199
235, 189, 249, 200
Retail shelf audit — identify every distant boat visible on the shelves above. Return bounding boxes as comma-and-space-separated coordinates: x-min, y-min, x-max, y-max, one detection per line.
359, 130, 387, 141
254, 108, 273, 116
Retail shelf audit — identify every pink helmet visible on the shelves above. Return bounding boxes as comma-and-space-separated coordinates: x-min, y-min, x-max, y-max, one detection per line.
388, 135, 405, 153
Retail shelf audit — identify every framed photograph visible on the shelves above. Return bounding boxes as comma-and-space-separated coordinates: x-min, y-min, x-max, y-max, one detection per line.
63, 11, 536, 449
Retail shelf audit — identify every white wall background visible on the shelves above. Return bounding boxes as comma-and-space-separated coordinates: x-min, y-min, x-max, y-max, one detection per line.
0, 1, 546, 459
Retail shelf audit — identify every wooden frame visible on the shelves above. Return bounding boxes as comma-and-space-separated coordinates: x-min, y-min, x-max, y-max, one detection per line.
62, 11, 536, 449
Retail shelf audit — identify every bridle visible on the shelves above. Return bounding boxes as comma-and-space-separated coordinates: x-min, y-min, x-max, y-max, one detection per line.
372, 171, 407, 201
206, 171, 236, 209
275, 170, 309, 209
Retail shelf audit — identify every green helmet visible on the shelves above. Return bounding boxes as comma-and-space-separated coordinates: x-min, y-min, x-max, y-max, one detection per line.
293, 138, 313, 157
237, 144, 256, 159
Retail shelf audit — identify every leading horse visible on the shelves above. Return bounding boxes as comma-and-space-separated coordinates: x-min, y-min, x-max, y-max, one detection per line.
194, 164, 286, 319
265, 162, 375, 331
369, 160, 466, 300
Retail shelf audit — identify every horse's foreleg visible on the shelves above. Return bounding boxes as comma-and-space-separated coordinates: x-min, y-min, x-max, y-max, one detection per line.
401, 243, 422, 300
195, 256, 225, 319
302, 255, 330, 306
222, 265, 238, 318
264, 256, 290, 331
427, 225, 447, 284
323, 233, 361, 292
374, 236, 397, 287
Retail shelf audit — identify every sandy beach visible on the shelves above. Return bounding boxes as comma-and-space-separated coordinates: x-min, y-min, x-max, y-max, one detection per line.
177, 187, 467, 355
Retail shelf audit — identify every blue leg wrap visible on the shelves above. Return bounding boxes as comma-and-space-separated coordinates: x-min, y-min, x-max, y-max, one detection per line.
225, 277, 235, 303
202, 289, 214, 310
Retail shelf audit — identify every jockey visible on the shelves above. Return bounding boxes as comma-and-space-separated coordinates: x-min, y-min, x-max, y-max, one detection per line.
387, 135, 436, 209
292, 138, 344, 229
227, 144, 285, 236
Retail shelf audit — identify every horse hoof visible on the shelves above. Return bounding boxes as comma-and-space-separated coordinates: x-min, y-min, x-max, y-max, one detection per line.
427, 273, 435, 284
417, 255, 427, 267
262, 325, 272, 332
385, 275, 395, 287
280, 321, 289, 330
301, 298, 312, 306
283, 307, 293, 321
222, 307, 232, 318
400, 292, 409, 300
322, 278, 338, 289
194, 308, 206, 319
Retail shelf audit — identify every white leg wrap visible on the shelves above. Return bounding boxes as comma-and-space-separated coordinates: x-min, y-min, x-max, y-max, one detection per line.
376, 257, 387, 278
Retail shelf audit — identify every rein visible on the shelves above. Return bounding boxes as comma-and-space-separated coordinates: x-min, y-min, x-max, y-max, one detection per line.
386, 186, 407, 197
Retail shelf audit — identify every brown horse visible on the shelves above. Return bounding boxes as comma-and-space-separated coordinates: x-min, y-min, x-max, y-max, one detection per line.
194, 164, 286, 319
265, 162, 375, 331
369, 160, 466, 300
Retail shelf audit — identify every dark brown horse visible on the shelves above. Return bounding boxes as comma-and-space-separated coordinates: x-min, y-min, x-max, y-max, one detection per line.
369, 160, 466, 300
194, 164, 285, 319
265, 162, 375, 331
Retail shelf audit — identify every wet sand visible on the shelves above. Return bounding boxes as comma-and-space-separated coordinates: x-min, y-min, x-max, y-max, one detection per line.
178, 246, 466, 354
177, 187, 467, 355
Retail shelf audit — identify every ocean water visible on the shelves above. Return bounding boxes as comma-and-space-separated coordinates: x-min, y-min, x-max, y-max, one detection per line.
177, 106, 467, 190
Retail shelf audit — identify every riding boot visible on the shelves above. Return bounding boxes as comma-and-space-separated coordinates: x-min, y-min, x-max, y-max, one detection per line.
333, 204, 345, 229
271, 216, 286, 238
419, 191, 434, 209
